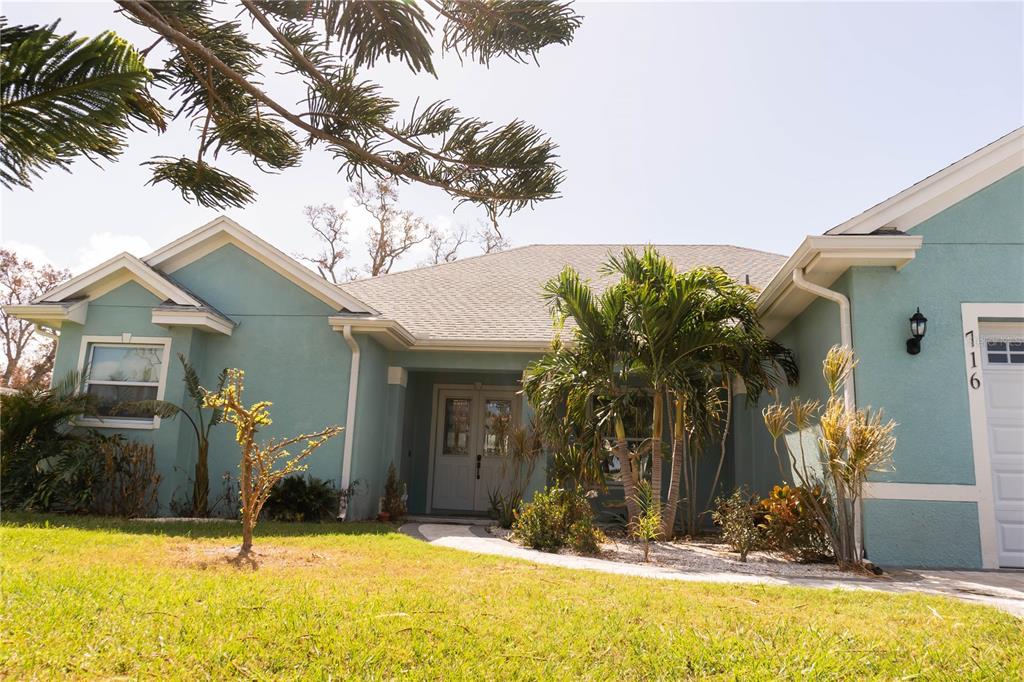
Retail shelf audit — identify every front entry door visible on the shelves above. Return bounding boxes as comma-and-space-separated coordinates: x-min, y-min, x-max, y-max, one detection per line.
431, 387, 518, 513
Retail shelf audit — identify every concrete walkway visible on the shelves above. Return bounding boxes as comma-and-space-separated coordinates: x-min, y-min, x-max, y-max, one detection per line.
401, 523, 1024, 617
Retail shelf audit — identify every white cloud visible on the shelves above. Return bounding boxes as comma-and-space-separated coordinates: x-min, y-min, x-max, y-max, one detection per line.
74, 232, 153, 274
3, 241, 55, 268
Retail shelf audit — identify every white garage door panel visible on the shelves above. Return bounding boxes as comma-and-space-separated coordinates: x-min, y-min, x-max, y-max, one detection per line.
982, 322, 1024, 568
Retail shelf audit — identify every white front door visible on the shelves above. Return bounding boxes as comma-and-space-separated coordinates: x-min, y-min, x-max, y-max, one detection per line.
981, 323, 1024, 568
431, 387, 518, 513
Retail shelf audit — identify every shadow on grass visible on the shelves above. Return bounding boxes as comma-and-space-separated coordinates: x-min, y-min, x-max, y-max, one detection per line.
1, 512, 396, 540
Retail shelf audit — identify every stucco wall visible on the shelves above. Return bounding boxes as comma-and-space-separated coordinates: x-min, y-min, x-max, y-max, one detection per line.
851, 169, 1024, 486
51, 281, 195, 509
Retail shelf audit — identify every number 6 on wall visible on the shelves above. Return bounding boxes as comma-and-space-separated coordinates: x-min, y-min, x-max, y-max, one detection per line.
970, 372, 981, 390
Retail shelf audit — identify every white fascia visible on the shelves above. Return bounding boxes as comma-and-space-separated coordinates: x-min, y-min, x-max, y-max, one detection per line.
826, 128, 1023, 235
33, 252, 199, 307
3, 299, 89, 329
145, 215, 377, 314
150, 308, 234, 336
757, 234, 923, 337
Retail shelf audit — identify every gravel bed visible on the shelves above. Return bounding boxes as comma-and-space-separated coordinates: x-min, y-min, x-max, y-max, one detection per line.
489, 525, 843, 579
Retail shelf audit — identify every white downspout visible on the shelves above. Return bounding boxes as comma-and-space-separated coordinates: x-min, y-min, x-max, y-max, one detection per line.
790, 267, 864, 560
339, 324, 360, 520
34, 324, 59, 341
791, 268, 855, 413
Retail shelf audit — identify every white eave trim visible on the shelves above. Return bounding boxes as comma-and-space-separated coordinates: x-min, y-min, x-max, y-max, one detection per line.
3, 299, 89, 328
757, 234, 923, 336
410, 338, 552, 353
327, 315, 553, 353
144, 215, 377, 314
33, 252, 200, 306
826, 127, 1024, 235
328, 316, 415, 349
151, 308, 234, 336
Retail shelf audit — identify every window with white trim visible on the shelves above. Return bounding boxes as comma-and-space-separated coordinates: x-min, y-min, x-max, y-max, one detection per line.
984, 337, 1024, 366
84, 344, 165, 419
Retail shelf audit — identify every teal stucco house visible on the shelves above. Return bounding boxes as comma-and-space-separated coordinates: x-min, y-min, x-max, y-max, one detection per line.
7, 129, 1023, 570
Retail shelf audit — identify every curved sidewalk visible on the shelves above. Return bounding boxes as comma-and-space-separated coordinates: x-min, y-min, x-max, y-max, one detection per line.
401, 522, 1024, 617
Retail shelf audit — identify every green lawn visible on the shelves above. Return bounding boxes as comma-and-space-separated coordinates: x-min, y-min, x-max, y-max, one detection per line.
1, 515, 1020, 680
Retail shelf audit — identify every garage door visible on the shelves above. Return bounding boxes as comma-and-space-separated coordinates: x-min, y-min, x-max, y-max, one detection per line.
981, 322, 1024, 568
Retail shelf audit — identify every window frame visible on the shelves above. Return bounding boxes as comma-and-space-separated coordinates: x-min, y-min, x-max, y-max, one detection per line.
76, 335, 173, 430
982, 335, 1024, 367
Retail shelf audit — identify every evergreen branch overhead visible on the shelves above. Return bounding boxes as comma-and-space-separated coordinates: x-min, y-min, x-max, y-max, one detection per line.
3, 1, 582, 221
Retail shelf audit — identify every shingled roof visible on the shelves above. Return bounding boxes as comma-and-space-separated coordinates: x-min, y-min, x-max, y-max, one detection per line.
340, 244, 785, 346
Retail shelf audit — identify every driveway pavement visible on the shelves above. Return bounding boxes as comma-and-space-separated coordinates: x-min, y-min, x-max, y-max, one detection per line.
401, 522, 1024, 617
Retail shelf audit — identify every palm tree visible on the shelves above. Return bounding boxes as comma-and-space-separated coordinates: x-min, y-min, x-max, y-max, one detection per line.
608, 248, 798, 537
523, 266, 645, 521
118, 355, 226, 517
1, 19, 165, 189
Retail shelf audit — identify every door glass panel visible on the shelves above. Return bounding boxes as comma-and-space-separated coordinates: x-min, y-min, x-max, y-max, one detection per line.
442, 398, 471, 455
483, 399, 513, 456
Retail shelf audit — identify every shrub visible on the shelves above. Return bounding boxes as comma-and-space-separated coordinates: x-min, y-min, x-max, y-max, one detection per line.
0, 373, 95, 510
629, 479, 661, 562
759, 484, 832, 561
381, 462, 406, 522
92, 435, 161, 517
264, 475, 339, 522
711, 487, 763, 562
488, 488, 522, 529
511, 486, 602, 554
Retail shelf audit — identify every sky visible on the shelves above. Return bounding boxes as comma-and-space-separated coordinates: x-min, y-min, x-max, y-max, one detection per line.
2, 1, 1022, 275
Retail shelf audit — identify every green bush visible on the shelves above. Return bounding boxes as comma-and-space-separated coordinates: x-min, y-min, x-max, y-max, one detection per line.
263, 476, 338, 522
511, 486, 603, 554
0, 374, 95, 510
488, 488, 522, 529
711, 487, 763, 562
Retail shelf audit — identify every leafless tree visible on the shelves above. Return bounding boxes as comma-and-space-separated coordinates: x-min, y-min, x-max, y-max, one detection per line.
354, 179, 430, 277
297, 204, 358, 283
0, 248, 69, 388
475, 218, 511, 254
425, 226, 470, 265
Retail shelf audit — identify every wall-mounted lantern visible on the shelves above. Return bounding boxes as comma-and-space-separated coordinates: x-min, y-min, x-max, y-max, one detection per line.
906, 308, 928, 355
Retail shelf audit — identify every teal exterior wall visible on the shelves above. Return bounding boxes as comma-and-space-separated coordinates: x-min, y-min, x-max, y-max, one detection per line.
745, 168, 1023, 569
863, 500, 982, 569
736, 277, 847, 497
51, 281, 196, 509
850, 169, 1024, 485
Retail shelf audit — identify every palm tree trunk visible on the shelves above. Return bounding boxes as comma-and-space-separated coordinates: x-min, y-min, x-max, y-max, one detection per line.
615, 416, 640, 525
650, 389, 663, 513
701, 379, 732, 520
192, 438, 210, 517
661, 395, 685, 537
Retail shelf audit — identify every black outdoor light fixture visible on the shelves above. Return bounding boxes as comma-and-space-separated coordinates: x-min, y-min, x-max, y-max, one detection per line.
906, 307, 928, 355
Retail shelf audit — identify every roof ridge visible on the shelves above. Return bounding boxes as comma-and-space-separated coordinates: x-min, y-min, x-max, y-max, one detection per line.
341, 243, 539, 286
341, 242, 785, 290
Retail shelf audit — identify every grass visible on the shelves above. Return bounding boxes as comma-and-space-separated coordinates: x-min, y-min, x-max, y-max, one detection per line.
2, 514, 1021, 680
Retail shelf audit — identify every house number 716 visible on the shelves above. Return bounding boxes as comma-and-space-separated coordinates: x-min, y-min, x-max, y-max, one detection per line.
965, 330, 981, 390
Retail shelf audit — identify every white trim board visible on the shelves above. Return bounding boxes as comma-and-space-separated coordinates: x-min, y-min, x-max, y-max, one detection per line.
144, 215, 375, 314
34, 253, 200, 307
961, 302, 1024, 569
826, 128, 1023, 235
75, 334, 173, 431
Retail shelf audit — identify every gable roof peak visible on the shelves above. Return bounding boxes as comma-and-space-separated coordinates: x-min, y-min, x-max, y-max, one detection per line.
143, 215, 376, 314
